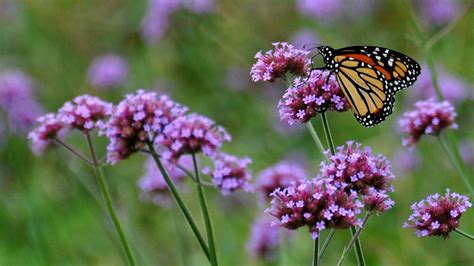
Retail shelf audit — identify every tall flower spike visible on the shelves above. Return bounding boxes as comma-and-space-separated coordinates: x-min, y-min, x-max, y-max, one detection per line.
267, 179, 362, 239
59, 95, 112, 133
105, 90, 188, 164
250, 42, 310, 82
28, 113, 67, 155
278, 70, 349, 125
203, 153, 253, 196
138, 156, 191, 208
398, 99, 457, 147
256, 161, 307, 203
403, 190, 472, 238
157, 113, 231, 161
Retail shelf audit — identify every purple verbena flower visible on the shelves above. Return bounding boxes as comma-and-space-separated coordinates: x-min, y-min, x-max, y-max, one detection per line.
27, 113, 67, 155
250, 42, 310, 82
266, 179, 362, 239
392, 148, 421, 175
418, 0, 461, 26
58, 95, 112, 133
362, 188, 395, 214
290, 29, 320, 50
410, 64, 471, 104
105, 90, 188, 164
256, 161, 307, 202
318, 141, 395, 213
0, 70, 34, 109
296, 0, 343, 21
278, 70, 349, 125
141, 0, 181, 44
137, 156, 191, 207
398, 99, 457, 147
87, 54, 128, 89
203, 153, 253, 195
8, 98, 43, 134
157, 113, 231, 161
403, 189, 472, 238
246, 215, 287, 261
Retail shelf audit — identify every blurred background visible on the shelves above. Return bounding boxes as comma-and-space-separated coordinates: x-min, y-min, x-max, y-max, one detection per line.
0, 0, 473, 265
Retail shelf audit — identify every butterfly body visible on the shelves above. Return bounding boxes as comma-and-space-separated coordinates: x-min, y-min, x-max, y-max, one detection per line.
317, 45, 421, 127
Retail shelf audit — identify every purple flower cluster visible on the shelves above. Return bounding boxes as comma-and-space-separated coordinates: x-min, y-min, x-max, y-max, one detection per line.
0, 70, 43, 134
105, 90, 188, 164
246, 215, 284, 260
403, 190, 472, 238
278, 70, 349, 125
410, 64, 472, 104
250, 42, 310, 82
318, 141, 395, 213
256, 161, 307, 202
27, 113, 67, 155
141, 0, 214, 44
398, 99, 458, 147
203, 153, 253, 196
418, 0, 461, 26
138, 156, 191, 207
87, 54, 128, 89
59, 95, 112, 132
157, 113, 231, 161
266, 179, 362, 239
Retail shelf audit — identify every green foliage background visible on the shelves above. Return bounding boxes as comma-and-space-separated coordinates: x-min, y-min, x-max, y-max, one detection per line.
0, 0, 473, 265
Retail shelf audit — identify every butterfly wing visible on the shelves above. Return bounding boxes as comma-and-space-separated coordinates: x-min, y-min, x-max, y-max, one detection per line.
336, 46, 421, 92
330, 46, 420, 127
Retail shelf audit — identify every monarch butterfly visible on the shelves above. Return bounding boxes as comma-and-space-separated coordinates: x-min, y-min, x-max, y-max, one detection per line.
315, 45, 421, 127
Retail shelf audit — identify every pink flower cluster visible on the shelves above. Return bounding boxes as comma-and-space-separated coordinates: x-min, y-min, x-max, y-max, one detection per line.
203, 153, 253, 195
256, 161, 307, 202
266, 179, 362, 239
87, 54, 128, 89
278, 70, 349, 125
398, 99, 458, 146
246, 215, 285, 261
403, 190, 472, 238
157, 113, 231, 161
318, 141, 395, 213
105, 90, 188, 164
27, 113, 67, 155
250, 42, 310, 82
59, 95, 112, 132
137, 156, 191, 207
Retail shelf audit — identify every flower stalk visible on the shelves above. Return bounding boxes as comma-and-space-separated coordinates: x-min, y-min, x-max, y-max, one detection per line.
85, 133, 136, 266
306, 120, 326, 156
192, 153, 218, 266
438, 134, 473, 195
146, 144, 211, 261
454, 229, 474, 240
319, 113, 366, 266
337, 213, 371, 266
312, 236, 319, 266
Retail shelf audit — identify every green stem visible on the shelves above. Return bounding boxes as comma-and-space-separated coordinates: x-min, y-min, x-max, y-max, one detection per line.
146, 144, 210, 261
54, 138, 94, 166
320, 113, 365, 266
192, 153, 218, 266
85, 133, 135, 266
321, 113, 335, 154
312, 236, 319, 266
337, 213, 371, 266
454, 228, 474, 240
318, 229, 335, 262
438, 135, 474, 196
306, 120, 326, 156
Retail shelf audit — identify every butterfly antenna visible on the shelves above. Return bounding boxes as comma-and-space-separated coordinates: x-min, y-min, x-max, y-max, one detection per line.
302, 43, 323, 51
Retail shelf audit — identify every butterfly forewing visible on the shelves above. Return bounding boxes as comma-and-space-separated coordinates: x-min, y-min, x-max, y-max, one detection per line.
320, 45, 421, 127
